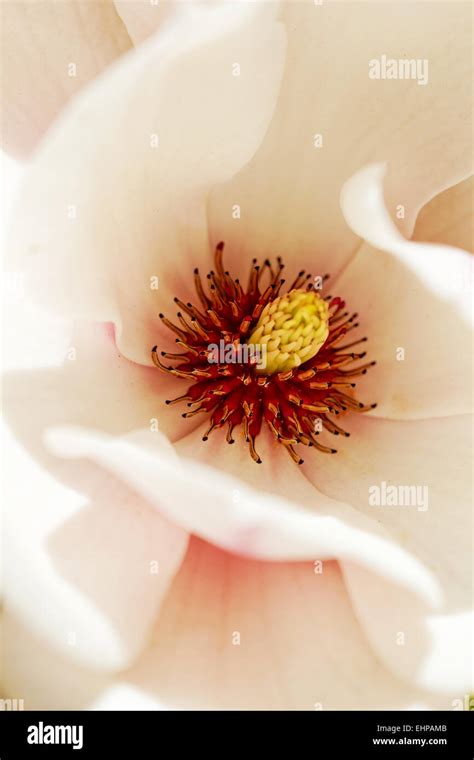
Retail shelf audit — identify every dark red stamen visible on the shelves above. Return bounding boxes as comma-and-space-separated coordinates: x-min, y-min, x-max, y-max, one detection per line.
152, 243, 376, 465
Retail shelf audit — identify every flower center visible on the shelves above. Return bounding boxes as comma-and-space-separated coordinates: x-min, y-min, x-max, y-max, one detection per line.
152, 242, 376, 465
247, 290, 330, 375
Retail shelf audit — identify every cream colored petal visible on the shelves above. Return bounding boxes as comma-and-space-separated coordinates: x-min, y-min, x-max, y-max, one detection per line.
9, 1, 286, 365
123, 541, 457, 709
2, 610, 110, 710
302, 413, 472, 693
1, 0, 132, 157
412, 176, 473, 254
209, 0, 472, 280
3, 276, 200, 439
338, 163, 472, 419
44, 423, 440, 608
2, 424, 189, 672
1, 544, 453, 710
1, 304, 206, 677
2, 306, 191, 672
114, 0, 174, 46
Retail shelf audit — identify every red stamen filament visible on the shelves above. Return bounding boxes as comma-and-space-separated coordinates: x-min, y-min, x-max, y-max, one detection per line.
152, 243, 376, 465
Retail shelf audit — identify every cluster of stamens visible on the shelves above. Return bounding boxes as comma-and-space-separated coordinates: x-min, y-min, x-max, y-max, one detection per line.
152, 242, 376, 465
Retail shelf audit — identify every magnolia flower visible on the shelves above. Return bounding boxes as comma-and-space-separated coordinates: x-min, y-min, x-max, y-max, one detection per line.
2, 1, 472, 710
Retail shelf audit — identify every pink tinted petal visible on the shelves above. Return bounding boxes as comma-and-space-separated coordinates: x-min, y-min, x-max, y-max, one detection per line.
2, 543, 451, 710
3, 425, 188, 672
413, 176, 473, 254
3, 310, 197, 442
1, 1, 132, 157
44, 424, 440, 609
303, 413, 472, 693
337, 163, 473, 419
9, 1, 286, 365
114, 0, 174, 46
3, 311, 192, 672
126, 540, 452, 709
209, 0, 472, 280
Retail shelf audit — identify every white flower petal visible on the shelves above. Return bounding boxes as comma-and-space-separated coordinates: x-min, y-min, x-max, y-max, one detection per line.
3, 423, 188, 672
43, 423, 440, 610
209, 0, 472, 279
9, 0, 286, 365
1, 610, 109, 710
413, 176, 473, 254
0, 1, 132, 157
337, 163, 473, 419
4, 316, 201, 444
345, 565, 474, 695
1, 547, 452, 710
303, 413, 472, 693
114, 0, 173, 46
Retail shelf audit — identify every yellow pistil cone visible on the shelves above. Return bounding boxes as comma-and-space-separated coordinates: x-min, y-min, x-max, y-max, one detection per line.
247, 289, 330, 375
